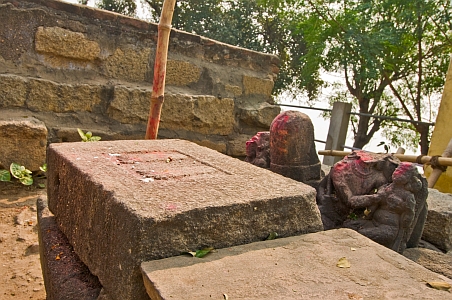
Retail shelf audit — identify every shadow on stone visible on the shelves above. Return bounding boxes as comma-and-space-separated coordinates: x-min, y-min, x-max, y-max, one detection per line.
37, 197, 102, 300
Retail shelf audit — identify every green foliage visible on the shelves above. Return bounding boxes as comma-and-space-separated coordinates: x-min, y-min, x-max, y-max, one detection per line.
10, 163, 33, 186
96, 0, 137, 16
187, 247, 214, 258
0, 169, 11, 182
266, 232, 279, 240
142, 0, 306, 95
77, 128, 102, 142
297, 0, 451, 153
348, 212, 358, 220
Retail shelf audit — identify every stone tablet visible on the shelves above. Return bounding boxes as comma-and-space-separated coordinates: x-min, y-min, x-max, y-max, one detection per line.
47, 139, 323, 300
142, 228, 452, 300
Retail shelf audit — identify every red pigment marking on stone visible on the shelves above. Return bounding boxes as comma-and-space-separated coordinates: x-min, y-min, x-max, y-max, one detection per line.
165, 203, 178, 211
356, 151, 373, 162
333, 161, 347, 173
393, 162, 413, 177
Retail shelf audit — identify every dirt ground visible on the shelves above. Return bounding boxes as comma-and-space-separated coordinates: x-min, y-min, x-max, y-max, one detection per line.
0, 178, 47, 300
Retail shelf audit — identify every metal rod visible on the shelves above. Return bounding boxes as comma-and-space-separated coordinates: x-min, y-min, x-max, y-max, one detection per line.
349, 112, 435, 126
275, 103, 332, 112
318, 150, 452, 167
275, 103, 435, 126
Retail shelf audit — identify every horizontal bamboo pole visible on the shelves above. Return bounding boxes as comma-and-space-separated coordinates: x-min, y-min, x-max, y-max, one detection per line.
318, 150, 452, 167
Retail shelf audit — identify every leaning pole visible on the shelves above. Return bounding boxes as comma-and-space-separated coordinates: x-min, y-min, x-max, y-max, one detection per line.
145, 0, 177, 139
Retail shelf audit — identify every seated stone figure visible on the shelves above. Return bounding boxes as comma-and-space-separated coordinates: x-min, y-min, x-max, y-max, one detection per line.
317, 151, 428, 253
317, 151, 399, 230
344, 162, 427, 252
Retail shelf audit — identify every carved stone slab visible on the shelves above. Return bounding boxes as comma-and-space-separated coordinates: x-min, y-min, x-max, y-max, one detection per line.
47, 139, 323, 300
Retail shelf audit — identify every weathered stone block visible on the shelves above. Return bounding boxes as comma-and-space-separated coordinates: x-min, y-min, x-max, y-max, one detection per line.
193, 139, 227, 153
227, 134, 254, 157
0, 74, 27, 108
161, 94, 235, 135
107, 85, 150, 123
243, 75, 274, 96
47, 139, 323, 300
104, 47, 152, 82
224, 84, 242, 97
238, 102, 280, 127
142, 228, 452, 300
28, 79, 101, 113
0, 116, 47, 171
403, 247, 452, 280
422, 188, 452, 252
166, 60, 201, 86
35, 27, 100, 61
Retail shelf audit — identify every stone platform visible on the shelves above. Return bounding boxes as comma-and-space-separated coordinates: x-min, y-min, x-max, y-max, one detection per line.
142, 228, 452, 300
46, 139, 323, 300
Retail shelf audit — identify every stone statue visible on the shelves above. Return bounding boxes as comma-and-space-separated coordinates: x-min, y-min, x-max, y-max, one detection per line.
270, 111, 322, 187
244, 111, 323, 188
317, 151, 428, 253
245, 131, 270, 168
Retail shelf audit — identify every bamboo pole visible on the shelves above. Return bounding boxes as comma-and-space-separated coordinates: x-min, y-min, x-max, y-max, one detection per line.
145, 0, 176, 140
427, 138, 452, 188
318, 150, 452, 167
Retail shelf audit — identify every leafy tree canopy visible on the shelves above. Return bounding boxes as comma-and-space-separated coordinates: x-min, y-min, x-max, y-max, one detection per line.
296, 0, 451, 153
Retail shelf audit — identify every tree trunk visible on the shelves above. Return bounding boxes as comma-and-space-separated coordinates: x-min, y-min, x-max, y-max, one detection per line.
417, 123, 430, 155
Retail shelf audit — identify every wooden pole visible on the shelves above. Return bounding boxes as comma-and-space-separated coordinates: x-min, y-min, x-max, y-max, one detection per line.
145, 0, 176, 140
427, 138, 452, 188
318, 149, 452, 167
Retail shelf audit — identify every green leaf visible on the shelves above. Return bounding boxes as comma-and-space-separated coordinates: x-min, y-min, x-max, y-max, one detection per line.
19, 176, 33, 186
39, 163, 47, 172
85, 131, 93, 139
89, 136, 101, 142
187, 247, 214, 258
0, 169, 11, 182
38, 183, 46, 189
77, 128, 87, 141
10, 163, 24, 178
266, 232, 279, 240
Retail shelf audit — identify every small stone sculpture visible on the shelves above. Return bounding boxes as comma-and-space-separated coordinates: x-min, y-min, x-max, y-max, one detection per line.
245, 131, 270, 168
269, 111, 322, 187
244, 111, 322, 188
317, 151, 428, 253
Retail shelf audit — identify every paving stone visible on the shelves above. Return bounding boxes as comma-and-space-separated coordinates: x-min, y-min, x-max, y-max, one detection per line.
142, 228, 452, 300
423, 188, 452, 252
404, 247, 452, 280
47, 139, 323, 300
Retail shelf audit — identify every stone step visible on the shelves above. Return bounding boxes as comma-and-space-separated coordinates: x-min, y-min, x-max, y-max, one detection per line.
141, 228, 452, 300
46, 139, 323, 300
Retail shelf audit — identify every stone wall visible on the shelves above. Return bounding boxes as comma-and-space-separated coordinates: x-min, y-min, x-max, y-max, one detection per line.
0, 0, 280, 159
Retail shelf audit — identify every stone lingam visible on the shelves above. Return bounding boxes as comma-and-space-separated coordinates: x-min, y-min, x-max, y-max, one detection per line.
245, 111, 322, 188
317, 151, 428, 253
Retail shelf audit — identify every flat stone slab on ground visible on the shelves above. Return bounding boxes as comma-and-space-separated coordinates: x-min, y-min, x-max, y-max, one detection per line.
47, 139, 323, 300
142, 228, 452, 300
